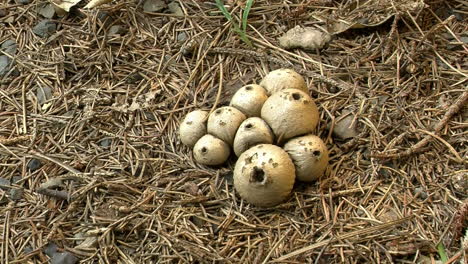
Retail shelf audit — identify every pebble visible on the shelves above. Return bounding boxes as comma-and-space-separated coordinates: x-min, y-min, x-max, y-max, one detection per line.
38, 3, 56, 19
2, 39, 17, 55
51, 252, 78, 264
333, 111, 358, 140
177, 32, 187, 42
0, 177, 11, 190
0, 9, 7, 17
43, 243, 58, 257
143, 0, 166, 13
36, 86, 52, 105
27, 158, 42, 171
33, 20, 57, 38
0, 56, 11, 76
99, 138, 112, 148
12, 176, 22, 184
108, 25, 127, 36
168, 1, 183, 16
414, 187, 428, 199
16, 0, 31, 4
10, 188, 23, 200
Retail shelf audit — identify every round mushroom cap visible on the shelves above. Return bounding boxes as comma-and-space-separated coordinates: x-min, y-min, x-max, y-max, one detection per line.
193, 134, 230, 166
261, 89, 319, 144
179, 110, 209, 147
283, 135, 329, 182
233, 144, 295, 207
260, 68, 308, 95
207, 106, 247, 146
230, 84, 268, 117
233, 117, 274, 157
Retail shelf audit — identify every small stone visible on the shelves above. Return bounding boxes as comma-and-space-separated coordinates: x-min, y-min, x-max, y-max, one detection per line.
38, 3, 56, 19
99, 138, 112, 148
143, 0, 166, 13
51, 252, 78, 264
16, 0, 31, 4
0, 9, 8, 17
126, 72, 143, 84
177, 32, 187, 42
0, 55, 11, 76
0, 177, 11, 190
414, 187, 428, 199
108, 25, 127, 36
4, 16, 15, 23
168, 1, 183, 16
33, 20, 57, 38
333, 111, 358, 140
43, 243, 58, 257
12, 176, 22, 184
36, 86, 52, 105
1, 39, 17, 55
460, 36, 468, 44
27, 159, 42, 171
10, 188, 23, 200
24, 246, 33, 254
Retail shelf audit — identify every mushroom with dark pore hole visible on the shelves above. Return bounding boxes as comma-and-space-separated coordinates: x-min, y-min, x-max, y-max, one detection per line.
233, 117, 274, 157
233, 144, 295, 207
207, 106, 246, 146
193, 134, 230, 165
283, 134, 329, 182
230, 84, 268, 117
261, 89, 319, 144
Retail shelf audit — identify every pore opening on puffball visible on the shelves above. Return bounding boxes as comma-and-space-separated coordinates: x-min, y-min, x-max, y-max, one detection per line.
250, 166, 265, 183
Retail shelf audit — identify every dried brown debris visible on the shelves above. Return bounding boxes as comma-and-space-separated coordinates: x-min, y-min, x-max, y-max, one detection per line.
0, 0, 467, 263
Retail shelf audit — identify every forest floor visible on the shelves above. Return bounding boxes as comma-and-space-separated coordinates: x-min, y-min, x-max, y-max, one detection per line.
0, 0, 467, 263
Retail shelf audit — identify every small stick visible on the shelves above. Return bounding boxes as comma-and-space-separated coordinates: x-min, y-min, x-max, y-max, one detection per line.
371, 91, 467, 160
209, 47, 356, 92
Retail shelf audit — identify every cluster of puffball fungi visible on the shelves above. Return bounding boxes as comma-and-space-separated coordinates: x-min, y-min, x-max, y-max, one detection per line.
179, 69, 329, 207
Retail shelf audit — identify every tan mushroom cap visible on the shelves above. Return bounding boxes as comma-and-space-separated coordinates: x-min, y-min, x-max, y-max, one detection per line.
230, 84, 268, 117
260, 68, 308, 95
233, 117, 274, 157
179, 110, 208, 147
207, 106, 246, 146
233, 144, 295, 207
261, 88, 319, 144
283, 134, 329, 182
193, 134, 230, 166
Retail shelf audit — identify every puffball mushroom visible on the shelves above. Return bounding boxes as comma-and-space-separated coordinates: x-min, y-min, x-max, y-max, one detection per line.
179, 110, 208, 147
261, 89, 319, 144
193, 134, 230, 166
207, 106, 246, 146
230, 84, 268, 117
283, 135, 329, 182
259, 68, 308, 95
233, 117, 274, 157
234, 144, 296, 207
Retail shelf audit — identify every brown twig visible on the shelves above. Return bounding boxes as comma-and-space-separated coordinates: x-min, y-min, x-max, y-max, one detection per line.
371, 91, 468, 160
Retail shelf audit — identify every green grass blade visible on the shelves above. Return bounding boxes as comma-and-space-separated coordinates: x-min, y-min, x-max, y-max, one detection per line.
436, 242, 448, 263
242, 0, 254, 32
215, 0, 232, 21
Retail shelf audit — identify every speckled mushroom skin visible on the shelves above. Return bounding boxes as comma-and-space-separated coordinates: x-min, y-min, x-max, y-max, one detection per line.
260, 68, 308, 95
230, 84, 268, 117
233, 117, 274, 157
193, 134, 230, 166
261, 89, 319, 144
234, 144, 295, 207
283, 134, 329, 182
179, 110, 208, 147
207, 106, 247, 146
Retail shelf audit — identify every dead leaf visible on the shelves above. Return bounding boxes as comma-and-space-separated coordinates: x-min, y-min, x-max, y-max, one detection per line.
51, 0, 82, 12
279, 26, 331, 50
84, 0, 112, 9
